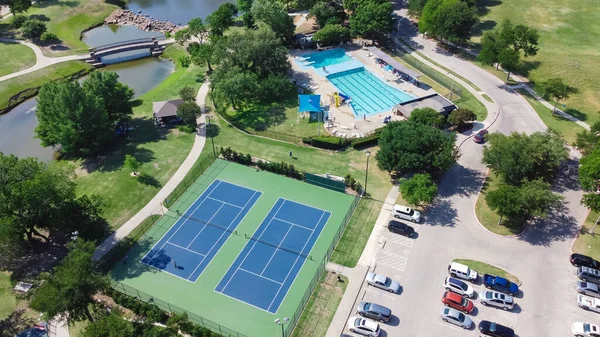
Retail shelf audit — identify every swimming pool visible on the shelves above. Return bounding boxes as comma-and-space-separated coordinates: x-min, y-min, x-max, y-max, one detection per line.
328, 68, 415, 116
302, 48, 353, 68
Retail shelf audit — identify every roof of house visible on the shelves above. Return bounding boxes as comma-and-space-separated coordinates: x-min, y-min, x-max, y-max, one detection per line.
366, 47, 422, 79
395, 93, 456, 118
153, 99, 184, 118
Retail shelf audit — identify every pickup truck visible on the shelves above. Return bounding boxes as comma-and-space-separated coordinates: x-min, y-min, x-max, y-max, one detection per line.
578, 294, 600, 313
483, 274, 519, 296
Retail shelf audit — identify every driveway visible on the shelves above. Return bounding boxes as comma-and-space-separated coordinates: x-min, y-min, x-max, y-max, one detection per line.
338, 11, 590, 337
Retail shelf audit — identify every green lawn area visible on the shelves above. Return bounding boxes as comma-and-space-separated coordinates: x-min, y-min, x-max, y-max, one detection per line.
74, 45, 205, 229
1, 0, 118, 55
0, 271, 39, 333
68, 320, 89, 337
0, 60, 91, 111
473, 0, 600, 125
292, 271, 348, 337
452, 259, 520, 285
572, 210, 600, 261
516, 89, 585, 145
0, 41, 36, 77
0, 272, 17, 320
474, 172, 527, 236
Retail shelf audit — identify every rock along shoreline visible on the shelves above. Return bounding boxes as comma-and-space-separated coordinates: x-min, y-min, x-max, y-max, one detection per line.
105, 9, 185, 35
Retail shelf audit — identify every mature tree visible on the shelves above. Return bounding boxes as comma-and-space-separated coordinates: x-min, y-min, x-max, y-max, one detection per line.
408, 107, 445, 129
237, 0, 253, 12
174, 28, 191, 45
310, 1, 338, 27
400, 173, 438, 206
206, 2, 238, 36
188, 42, 215, 72
251, 0, 296, 43
497, 47, 519, 81
313, 24, 351, 46
477, 31, 504, 70
419, 0, 477, 42
124, 155, 141, 176
486, 180, 561, 222
499, 20, 539, 57
582, 194, 600, 214
30, 240, 107, 323
408, 0, 428, 16
10, 14, 27, 28
447, 108, 476, 130
255, 73, 295, 103
375, 121, 458, 174
83, 311, 135, 337
82, 71, 134, 126
482, 131, 568, 185
575, 121, 600, 154
177, 102, 202, 126
349, 0, 394, 42
21, 19, 46, 39
579, 147, 600, 192
40, 32, 60, 44
179, 86, 196, 103
212, 68, 259, 109
0, 154, 107, 252
187, 17, 208, 43
539, 77, 575, 113
486, 183, 524, 221
8, 0, 31, 14
241, 12, 255, 28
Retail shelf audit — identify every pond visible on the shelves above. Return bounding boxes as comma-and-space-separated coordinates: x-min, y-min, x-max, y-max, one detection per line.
126, 0, 234, 24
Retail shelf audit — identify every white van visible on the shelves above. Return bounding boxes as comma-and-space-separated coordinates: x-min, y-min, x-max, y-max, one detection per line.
448, 262, 478, 282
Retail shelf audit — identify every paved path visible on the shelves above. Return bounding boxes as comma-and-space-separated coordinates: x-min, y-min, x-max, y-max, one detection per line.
48, 317, 70, 337
92, 81, 210, 261
0, 38, 81, 83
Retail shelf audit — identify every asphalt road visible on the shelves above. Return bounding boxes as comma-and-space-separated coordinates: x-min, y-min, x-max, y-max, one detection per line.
342, 10, 592, 337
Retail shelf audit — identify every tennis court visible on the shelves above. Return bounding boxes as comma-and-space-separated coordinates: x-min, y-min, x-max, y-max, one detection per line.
215, 198, 331, 313
141, 180, 262, 282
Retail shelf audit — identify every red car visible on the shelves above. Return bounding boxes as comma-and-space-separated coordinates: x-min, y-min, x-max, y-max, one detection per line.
442, 291, 475, 314
473, 129, 489, 143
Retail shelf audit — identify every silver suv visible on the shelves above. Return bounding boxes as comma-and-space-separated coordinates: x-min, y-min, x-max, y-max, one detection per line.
578, 266, 600, 284
479, 290, 515, 310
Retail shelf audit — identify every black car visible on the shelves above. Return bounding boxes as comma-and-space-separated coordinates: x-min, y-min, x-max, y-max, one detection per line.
571, 253, 600, 268
387, 220, 415, 237
478, 321, 514, 337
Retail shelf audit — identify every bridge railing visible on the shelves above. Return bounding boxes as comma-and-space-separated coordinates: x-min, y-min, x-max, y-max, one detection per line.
90, 37, 164, 52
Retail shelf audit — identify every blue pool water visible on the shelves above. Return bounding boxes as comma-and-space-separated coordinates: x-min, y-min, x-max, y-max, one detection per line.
303, 48, 353, 68
328, 68, 415, 116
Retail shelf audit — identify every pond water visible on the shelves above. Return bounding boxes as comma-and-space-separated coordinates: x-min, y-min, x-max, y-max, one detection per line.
126, 0, 234, 24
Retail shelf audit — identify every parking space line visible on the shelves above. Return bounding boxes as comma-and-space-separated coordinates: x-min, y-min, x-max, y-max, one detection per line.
377, 250, 409, 271
381, 232, 415, 247
364, 287, 398, 301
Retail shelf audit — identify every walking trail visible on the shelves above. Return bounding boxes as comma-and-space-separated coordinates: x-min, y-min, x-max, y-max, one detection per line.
92, 81, 210, 261
0, 37, 81, 83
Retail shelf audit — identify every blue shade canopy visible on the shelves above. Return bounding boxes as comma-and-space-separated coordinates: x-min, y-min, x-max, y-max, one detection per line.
298, 94, 321, 113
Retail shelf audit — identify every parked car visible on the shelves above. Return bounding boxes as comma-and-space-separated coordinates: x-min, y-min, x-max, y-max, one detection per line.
578, 266, 600, 284
357, 301, 392, 323
577, 281, 600, 298
387, 220, 415, 237
572, 322, 600, 337
443, 276, 474, 298
578, 294, 600, 313
483, 274, 519, 296
440, 307, 473, 329
571, 253, 600, 269
478, 320, 515, 337
366, 272, 401, 293
347, 316, 381, 336
391, 204, 421, 223
442, 291, 474, 313
473, 129, 489, 143
448, 262, 478, 282
479, 290, 515, 310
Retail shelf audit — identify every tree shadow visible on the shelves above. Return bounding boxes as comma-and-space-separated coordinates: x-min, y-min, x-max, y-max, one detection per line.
423, 199, 458, 227
518, 60, 541, 77
206, 123, 220, 138
471, 20, 497, 38
475, 0, 502, 16
137, 173, 161, 188
27, 14, 50, 22
34, 0, 79, 8
564, 108, 587, 121
109, 237, 155, 282
437, 164, 485, 198
519, 201, 579, 247
0, 309, 34, 337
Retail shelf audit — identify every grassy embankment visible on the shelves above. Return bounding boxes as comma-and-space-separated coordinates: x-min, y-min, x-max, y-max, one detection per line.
0, 41, 36, 77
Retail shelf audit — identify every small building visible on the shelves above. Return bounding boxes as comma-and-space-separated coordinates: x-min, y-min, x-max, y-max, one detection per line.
153, 99, 184, 127
394, 93, 457, 118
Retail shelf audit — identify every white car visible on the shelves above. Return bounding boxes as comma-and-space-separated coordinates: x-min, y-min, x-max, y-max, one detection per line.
479, 290, 515, 310
365, 272, 401, 293
347, 316, 381, 336
391, 204, 421, 223
572, 322, 600, 337
440, 307, 473, 329
443, 277, 474, 298
578, 294, 600, 313
448, 261, 478, 282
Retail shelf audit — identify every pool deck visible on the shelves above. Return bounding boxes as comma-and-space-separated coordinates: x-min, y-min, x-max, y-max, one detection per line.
289, 47, 434, 137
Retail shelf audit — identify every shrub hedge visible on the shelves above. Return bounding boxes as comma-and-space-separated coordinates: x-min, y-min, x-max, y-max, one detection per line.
303, 136, 350, 150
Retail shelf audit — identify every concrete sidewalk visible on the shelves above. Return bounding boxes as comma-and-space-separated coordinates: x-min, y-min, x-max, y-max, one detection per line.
92, 81, 210, 261
48, 317, 69, 337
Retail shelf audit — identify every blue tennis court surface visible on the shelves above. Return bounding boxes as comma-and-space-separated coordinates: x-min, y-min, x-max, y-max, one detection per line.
215, 198, 331, 313
141, 180, 261, 282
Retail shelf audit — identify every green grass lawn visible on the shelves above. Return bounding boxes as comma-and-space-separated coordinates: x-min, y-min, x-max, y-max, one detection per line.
0, 272, 17, 320
0, 60, 90, 111
292, 271, 348, 337
0, 271, 39, 333
474, 172, 527, 236
516, 89, 585, 145
68, 320, 89, 337
1, 0, 118, 55
0, 41, 36, 77
474, 0, 600, 125
572, 210, 600, 261
452, 259, 520, 285
74, 45, 205, 229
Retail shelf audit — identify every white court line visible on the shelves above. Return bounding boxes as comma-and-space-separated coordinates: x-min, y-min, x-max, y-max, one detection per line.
216, 288, 275, 314
219, 200, 287, 293
166, 243, 206, 257
260, 224, 294, 275
206, 196, 243, 209
143, 181, 223, 265
185, 203, 225, 249
273, 217, 315, 232
239, 268, 283, 285
267, 210, 327, 312
279, 197, 331, 214
187, 190, 260, 281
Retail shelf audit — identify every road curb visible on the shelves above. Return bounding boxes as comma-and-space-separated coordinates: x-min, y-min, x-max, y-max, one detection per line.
570, 208, 592, 254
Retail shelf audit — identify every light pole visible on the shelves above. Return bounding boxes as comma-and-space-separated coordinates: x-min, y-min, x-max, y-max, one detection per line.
274, 317, 289, 337
206, 115, 216, 157
364, 150, 371, 196
448, 72, 455, 100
